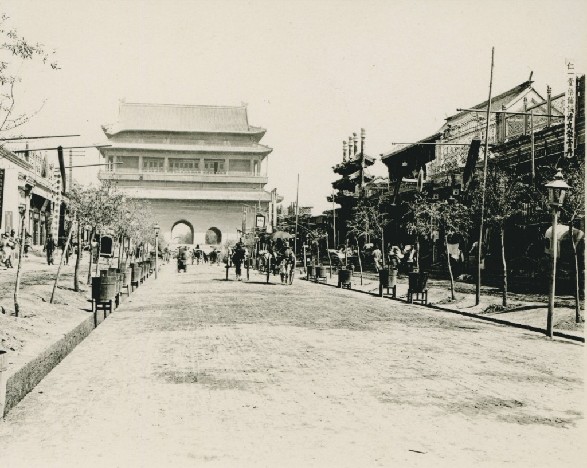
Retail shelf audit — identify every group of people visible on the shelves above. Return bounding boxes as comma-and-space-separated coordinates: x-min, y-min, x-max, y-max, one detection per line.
1, 230, 17, 268
362, 243, 417, 273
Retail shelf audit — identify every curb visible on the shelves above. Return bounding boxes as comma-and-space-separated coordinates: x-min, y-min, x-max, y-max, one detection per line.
0, 266, 163, 418
301, 277, 585, 344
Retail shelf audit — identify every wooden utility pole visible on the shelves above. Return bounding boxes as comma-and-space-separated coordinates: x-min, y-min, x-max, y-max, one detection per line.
530, 110, 535, 184
332, 190, 337, 249
294, 173, 300, 256
476, 47, 495, 306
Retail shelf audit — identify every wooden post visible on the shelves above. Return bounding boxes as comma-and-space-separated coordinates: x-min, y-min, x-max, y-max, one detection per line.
546, 209, 557, 337
332, 190, 337, 250
13, 208, 27, 317
294, 174, 299, 257
476, 47, 495, 306
74, 223, 82, 292
95, 233, 101, 275
523, 97, 528, 135
51, 216, 76, 304
546, 85, 552, 127
530, 110, 535, 184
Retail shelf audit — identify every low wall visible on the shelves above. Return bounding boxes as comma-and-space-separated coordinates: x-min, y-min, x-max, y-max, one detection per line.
1, 308, 106, 417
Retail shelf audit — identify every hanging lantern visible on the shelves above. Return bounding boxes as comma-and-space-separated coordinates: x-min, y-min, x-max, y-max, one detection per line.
544, 169, 570, 208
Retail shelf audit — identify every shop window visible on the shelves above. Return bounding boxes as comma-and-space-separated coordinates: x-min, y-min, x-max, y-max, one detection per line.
4, 211, 13, 233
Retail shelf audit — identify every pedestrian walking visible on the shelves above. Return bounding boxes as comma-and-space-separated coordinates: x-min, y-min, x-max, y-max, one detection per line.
372, 244, 383, 271
62, 240, 71, 265
24, 233, 32, 257
232, 242, 246, 281
44, 233, 56, 265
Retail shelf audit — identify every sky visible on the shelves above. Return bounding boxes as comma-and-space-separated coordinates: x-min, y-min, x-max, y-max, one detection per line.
2, 0, 586, 213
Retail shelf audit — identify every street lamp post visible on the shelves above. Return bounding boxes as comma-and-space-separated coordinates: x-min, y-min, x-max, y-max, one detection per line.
154, 223, 160, 279
544, 169, 570, 338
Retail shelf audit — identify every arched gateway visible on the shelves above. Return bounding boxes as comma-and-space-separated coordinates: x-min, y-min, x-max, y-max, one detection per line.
98, 103, 278, 245
205, 227, 222, 245
171, 220, 194, 244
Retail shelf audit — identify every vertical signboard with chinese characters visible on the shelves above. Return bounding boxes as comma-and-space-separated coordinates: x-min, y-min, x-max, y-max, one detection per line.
564, 59, 576, 158
0, 169, 4, 230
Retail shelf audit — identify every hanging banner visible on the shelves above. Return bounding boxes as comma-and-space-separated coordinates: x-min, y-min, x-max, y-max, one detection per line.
256, 213, 266, 228
564, 59, 576, 158
0, 169, 4, 229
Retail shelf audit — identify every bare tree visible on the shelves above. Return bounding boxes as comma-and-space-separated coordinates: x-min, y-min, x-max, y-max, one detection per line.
0, 13, 58, 134
469, 165, 525, 307
407, 195, 471, 301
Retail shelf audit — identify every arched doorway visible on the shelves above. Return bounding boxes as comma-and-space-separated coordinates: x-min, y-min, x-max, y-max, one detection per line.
205, 227, 222, 245
171, 220, 194, 244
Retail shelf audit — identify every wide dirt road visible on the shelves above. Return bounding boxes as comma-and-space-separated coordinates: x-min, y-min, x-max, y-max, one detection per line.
0, 263, 584, 467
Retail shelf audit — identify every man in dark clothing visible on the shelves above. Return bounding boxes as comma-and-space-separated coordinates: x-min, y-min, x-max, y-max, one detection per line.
44, 234, 56, 265
232, 242, 246, 281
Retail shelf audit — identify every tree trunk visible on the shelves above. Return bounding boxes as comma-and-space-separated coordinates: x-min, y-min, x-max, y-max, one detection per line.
95, 233, 101, 275
501, 225, 508, 307
51, 218, 76, 304
118, 235, 123, 269
344, 239, 348, 268
356, 239, 363, 286
445, 231, 456, 301
381, 229, 386, 267
87, 228, 95, 285
13, 212, 27, 317
415, 235, 420, 270
317, 242, 320, 266
74, 223, 82, 292
570, 222, 583, 323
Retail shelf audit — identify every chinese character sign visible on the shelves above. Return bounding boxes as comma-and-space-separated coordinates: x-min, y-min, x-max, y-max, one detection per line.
564, 59, 576, 158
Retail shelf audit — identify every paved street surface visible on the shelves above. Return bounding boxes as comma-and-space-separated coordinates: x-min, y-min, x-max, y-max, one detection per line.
0, 263, 584, 467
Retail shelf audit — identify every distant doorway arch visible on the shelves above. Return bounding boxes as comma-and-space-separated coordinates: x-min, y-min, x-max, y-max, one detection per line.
205, 227, 222, 245
171, 220, 194, 244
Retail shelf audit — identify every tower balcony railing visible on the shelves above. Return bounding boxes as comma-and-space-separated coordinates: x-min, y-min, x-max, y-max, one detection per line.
98, 167, 268, 183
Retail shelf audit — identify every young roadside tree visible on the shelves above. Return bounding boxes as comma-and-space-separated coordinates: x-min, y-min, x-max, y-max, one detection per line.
348, 197, 389, 285
407, 195, 471, 301
69, 183, 94, 291
561, 161, 585, 323
469, 165, 525, 307
1, 13, 58, 133
69, 182, 126, 283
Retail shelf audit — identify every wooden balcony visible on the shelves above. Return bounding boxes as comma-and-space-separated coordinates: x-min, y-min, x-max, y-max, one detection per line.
98, 169, 268, 185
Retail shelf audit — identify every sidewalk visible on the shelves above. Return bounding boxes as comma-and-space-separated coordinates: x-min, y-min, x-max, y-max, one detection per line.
300, 267, 584, 341
0, 251, 160, 416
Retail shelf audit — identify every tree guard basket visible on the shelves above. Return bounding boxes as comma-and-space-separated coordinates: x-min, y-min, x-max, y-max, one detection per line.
315, 266, 327, 283
378, 268, 397, 298
408, 271, 429, 305
338, 268, 352, 289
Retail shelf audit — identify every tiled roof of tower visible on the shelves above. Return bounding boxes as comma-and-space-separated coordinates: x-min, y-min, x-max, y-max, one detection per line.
103, 102, 266, 135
